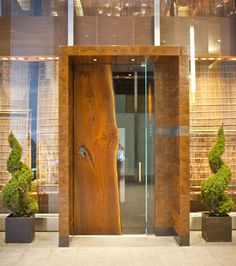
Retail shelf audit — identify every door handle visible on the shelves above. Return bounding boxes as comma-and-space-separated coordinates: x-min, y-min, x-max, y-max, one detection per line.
139, 162, 142, 183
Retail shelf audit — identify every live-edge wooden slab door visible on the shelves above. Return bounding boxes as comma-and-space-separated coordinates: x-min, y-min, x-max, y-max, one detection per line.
73, 64, 121, 234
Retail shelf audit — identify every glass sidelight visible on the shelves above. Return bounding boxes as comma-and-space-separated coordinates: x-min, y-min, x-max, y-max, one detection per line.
113, 58, 154, 234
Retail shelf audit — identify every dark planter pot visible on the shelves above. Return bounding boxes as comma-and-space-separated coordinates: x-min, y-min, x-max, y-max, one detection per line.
5, 214, 35, 243
202, 212, 232, 242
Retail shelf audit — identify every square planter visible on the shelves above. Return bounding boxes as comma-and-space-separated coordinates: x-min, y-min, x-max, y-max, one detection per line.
5, 214, 35, 243
202, 212, 232, 242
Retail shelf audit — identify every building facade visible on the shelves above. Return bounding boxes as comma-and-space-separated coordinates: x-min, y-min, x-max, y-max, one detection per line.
0, 0, 235, 246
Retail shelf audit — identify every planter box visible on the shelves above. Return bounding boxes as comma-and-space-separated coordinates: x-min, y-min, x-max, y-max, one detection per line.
5, 214, 35, 243
202, 212, 232, 242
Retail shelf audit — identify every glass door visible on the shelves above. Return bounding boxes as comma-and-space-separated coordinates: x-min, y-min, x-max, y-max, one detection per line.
113, 58, 154, 234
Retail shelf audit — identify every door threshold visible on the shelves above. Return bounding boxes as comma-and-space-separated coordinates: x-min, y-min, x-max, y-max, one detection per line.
72, 234, 153, 238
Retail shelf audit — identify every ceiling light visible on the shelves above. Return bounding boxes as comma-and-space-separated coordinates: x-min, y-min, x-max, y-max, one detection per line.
47, 57, 54, 60
128, 73, 132, 77
92, 58, 98, 62
38, 57, 46, 60
10, 57, 16, 60
1, 57, 9, 60
18, 57, 25, 60
130, 58, 136, 62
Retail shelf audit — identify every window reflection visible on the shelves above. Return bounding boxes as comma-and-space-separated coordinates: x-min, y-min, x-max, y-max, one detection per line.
1, 0, 68, 16
160, 0, 236, 17
74, 0, 153, 17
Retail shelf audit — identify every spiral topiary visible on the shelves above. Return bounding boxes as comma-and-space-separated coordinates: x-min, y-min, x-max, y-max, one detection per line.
201, 125, 235, 216
1, 132, 38, 217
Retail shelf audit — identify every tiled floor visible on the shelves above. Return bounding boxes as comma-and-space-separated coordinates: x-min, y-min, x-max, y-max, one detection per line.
0, 231, 236, 266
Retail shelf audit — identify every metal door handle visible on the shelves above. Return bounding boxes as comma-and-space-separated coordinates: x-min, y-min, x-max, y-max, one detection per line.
139, 162, 142, 183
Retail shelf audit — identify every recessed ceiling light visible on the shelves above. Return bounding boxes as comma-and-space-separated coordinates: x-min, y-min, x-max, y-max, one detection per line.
38, 57, 46, 60
92, 58, 98, 62
130, 58, 136, 62
47, 57, 54, 60
18, 57, 25, 60
128, 73, 132, 77
1, 57, 9, 60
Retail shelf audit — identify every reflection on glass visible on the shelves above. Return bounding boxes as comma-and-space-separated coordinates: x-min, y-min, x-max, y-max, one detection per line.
1, 0, 68, 16
74, 0, 154, 17
113, 60, 154, 234
0, 60, 59, 214
160, 0, 236, 17
74, 0, 154, 45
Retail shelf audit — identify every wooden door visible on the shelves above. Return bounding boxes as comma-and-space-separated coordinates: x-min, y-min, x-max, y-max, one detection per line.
73, 64, 121, 234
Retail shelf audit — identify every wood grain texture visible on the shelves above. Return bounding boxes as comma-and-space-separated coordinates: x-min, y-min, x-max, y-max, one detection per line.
0, 18, 11, 55
73, 64, 121, 234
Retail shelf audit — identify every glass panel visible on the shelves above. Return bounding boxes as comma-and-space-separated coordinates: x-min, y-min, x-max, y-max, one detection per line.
0, 0, 66, 214
113, 57, 154, 234
160, 0, 236, 56
146, 61, 155, 234
74, 0, 154, 45
190, 60, 236, 211
0, 60, 59, 214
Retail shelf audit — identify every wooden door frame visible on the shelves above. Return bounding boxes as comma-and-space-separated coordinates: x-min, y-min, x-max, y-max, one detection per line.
58, 46, 190, 247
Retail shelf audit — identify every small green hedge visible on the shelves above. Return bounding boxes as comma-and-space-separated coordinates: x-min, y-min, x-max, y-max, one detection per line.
201, 125, 235, 216
1, 132, 38, 217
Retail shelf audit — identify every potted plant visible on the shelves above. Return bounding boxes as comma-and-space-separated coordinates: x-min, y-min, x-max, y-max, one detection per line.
1, 132, 38, 243
201, 125, 235, 242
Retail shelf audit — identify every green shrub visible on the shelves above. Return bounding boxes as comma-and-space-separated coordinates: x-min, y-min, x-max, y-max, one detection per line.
1, 132, 38, 217
201, 125, 235, 216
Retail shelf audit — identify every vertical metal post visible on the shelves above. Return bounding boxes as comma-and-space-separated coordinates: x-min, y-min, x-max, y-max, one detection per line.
154, 0, 160, 45
134, 71, 138, 181
68, 0, 74, 46
0, 0, 2, 16
190, 25, 196, 93
134, 72, 138, 113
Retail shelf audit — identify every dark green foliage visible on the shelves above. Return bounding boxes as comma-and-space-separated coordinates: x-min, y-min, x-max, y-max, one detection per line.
201, 125, 235, 216
1, 132, 38, 217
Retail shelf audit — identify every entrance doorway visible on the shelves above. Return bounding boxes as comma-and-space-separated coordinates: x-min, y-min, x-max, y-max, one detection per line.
58, 46, 190, 247
73, 59, 154, 235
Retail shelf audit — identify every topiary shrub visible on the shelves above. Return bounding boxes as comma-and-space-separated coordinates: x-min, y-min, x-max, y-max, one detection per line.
201, 125, 235, 216
1, 132, 38, 217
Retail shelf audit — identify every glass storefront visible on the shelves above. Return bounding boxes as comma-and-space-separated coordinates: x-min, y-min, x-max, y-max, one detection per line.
0, 60, 59, 213
74, 0, 154, 45
0, 0, 236, 220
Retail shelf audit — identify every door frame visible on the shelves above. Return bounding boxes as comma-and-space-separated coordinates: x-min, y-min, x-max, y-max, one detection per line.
58, 46, 190, 247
